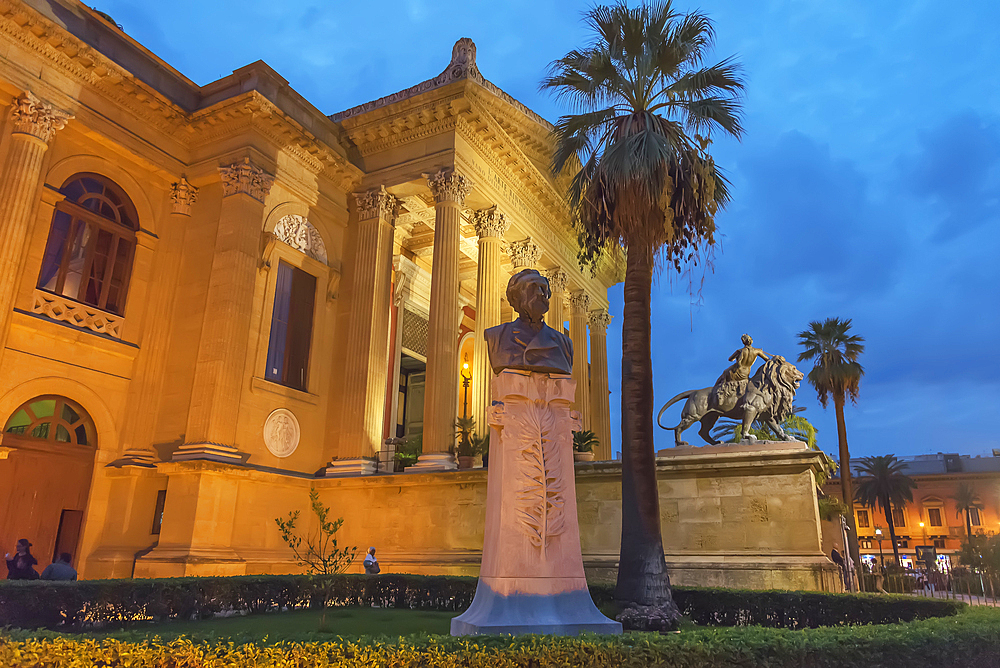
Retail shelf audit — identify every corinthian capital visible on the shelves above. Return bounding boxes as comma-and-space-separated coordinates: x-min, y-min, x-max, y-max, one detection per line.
471, 206, 509, 239
588, 308, 612, 332
219, 158, 274, 202
354, 185, 400, 222
170, 176, 199, 216
569, 290, 591, 314
544, 267, 569, 294
424, 168, 473, 205
9, 91, 72, 143
506, 237, 541, 269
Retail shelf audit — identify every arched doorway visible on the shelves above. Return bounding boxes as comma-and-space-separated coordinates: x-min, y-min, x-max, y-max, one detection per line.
0, 396, 97, 567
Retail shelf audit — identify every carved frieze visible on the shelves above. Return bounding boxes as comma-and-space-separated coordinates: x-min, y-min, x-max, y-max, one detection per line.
472, 206, 509, 239
354, 186, 400, 222
588, 309, 612, 333
569, 291, 591, 314
545, 267, 569, 294
9, 91, 72, 143
506, 237, 541, 269
425, 168, 473, 205
170, 176, 198, 216
218, 158, 274, 202
272, 214, 328, 264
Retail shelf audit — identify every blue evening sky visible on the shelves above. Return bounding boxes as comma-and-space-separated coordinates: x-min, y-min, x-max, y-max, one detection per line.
97, 0, 1000, 461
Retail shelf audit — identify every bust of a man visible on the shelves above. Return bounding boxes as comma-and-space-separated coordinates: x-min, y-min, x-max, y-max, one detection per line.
485, 269, 573, 375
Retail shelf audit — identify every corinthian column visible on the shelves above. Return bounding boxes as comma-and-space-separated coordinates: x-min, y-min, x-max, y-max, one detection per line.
544, 267, 568, 332
568, 290, 591, 430
470, 207, 509, 439
588, 309, 613, 460
506, 237, 541, 270
0, 92, 71, 354
410, 168, 473, 472
326, 186, 398, 476
177, 158, 274, 464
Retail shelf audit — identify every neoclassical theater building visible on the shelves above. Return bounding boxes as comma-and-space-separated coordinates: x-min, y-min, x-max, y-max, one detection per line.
0, 1, 839, 590
0, 0, 621, 577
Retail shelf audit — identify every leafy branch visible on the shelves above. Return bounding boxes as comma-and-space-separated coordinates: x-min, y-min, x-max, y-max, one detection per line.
275, 488, 357, 575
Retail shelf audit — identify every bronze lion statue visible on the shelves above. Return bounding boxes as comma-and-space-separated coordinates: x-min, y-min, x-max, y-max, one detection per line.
656, 356, 804, 447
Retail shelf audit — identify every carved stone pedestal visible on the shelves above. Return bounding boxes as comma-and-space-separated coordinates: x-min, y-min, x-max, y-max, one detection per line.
322, 457, 377, 477
407, 453, 458, 472
451, 370, 620, 636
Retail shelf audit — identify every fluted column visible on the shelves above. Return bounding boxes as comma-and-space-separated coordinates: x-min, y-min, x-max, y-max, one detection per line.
470, 207, 509, 439
0, 92, 71, 355
411, 168, 473, 471
545, 267, 568, 333
112, 179, 199, 467
588, 309, 613, 460
330, 186, 398, 474
179, 159, 274, 463
507, 237, 541, 270
569, 290, 591, 430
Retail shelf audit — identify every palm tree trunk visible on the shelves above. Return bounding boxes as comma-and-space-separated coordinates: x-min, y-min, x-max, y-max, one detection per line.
884, 496, 901, 567
965, 508, 973, 542
834, 394, 862, 582
614, 245, 679, 629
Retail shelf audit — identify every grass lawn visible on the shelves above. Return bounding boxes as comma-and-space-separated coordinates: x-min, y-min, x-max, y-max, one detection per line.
88, 607, 455, 642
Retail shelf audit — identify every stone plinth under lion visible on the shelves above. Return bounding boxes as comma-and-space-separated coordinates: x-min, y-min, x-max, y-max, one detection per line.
451, 270, 620, 636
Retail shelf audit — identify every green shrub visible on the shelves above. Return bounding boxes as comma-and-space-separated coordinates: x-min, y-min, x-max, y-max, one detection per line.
0, 574, 963, 632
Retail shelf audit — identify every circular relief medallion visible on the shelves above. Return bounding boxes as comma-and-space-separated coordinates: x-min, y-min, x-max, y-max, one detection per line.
263, 408, 300, 458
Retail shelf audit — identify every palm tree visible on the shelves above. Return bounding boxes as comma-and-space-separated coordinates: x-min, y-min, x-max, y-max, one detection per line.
952, 483, 983, 542
797, 318, 865, 574
544, 1, 743, 628
854, 455, 917, 567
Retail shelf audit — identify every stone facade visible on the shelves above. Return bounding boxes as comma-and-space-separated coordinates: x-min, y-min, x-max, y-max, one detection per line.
0, 0, 621, 578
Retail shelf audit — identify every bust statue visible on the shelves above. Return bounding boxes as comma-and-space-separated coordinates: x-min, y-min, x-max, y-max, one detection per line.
485, 269, 573, 375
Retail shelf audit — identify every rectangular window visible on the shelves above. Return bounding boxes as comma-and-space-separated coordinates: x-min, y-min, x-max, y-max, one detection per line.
856, 509, 870, 528
928, 507, 943, 527
151, 489, 167, 535
265, 261, 315, 391
891, 508, 906, 528
860, 539, 872, 549
896, 539, 908, 548
969, 507, 982, 527
933, 538, 946, 548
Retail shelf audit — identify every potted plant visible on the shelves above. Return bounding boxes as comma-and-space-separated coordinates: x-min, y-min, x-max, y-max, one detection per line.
573, 430, 598, 462
393, 434, 421, 471
455, 416, 478, 469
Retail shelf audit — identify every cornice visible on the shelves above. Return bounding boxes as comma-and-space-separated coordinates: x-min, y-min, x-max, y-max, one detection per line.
187, 91, 362, 189
338, 88, 468, 158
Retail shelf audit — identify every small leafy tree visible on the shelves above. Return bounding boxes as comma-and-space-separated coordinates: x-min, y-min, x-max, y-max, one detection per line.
573, 429, 600, 453
455, 416, 480, 457
275, 488, 357, 575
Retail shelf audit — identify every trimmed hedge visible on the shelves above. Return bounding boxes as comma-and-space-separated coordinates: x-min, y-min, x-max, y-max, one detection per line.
2, 608, 999, 668
0, 573, 965, 632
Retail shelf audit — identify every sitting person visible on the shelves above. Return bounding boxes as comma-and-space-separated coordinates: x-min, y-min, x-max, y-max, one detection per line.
363, 547, 380, 575
41, 552, 78, 581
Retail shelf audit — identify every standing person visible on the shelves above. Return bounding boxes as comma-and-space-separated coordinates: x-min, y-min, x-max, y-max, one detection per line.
363, 547, 380, 575
5, 539, 39, 580
830, 547, 847, 591
41, 553, 78, 581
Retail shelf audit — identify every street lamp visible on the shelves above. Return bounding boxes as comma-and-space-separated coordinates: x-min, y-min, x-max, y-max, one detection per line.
875, 527, 885, 568
460, 361, 471, 419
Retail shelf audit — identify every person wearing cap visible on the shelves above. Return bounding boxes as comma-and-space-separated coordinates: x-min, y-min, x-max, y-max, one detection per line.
363, 547, 380, 574
41, 552, 78, 581
5, 538, 39, 580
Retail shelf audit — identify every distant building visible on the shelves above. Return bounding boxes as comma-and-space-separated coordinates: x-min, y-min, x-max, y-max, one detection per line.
822, 453, 1000, 570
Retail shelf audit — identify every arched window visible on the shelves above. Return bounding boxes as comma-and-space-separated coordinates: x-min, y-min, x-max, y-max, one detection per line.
37, 174, 138, 315
3, 396, 95, 446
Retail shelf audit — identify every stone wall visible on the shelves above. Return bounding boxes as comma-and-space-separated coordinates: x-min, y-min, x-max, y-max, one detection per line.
124, 441, 840, 591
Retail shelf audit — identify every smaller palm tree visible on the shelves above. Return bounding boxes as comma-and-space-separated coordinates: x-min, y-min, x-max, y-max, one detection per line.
854, 455, 918, 567
952, 483, 984, 541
